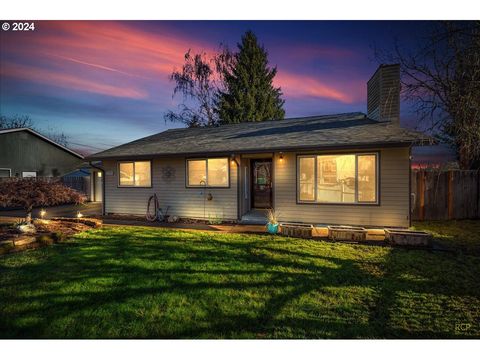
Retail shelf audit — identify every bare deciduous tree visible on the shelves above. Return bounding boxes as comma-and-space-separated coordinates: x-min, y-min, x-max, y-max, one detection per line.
164, 50, 226, 127
377, 21, 480, 169
0, 114, 34, 129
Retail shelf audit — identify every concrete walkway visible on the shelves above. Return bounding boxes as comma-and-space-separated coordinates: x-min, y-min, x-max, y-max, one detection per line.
102, 218, 267, 234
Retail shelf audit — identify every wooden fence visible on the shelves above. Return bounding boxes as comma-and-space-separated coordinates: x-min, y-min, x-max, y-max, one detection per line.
61, 176, 89, 196
411, 170, 480, 220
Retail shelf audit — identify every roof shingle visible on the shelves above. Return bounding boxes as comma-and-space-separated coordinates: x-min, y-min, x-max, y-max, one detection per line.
87, 112, 431, 160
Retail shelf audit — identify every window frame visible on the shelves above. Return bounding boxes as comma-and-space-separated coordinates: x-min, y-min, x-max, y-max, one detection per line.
185, 157, 230, 188
0, 168, 12, 178
296, 152, 379, 205
117, 160, 152, 188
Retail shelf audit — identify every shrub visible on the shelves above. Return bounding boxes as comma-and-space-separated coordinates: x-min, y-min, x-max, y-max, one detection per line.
0, 178, 86, 223
37, 235, 54, 246
52, 231, 67, 242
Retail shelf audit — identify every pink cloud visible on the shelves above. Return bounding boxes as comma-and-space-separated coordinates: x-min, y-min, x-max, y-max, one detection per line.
275, 71, 354, 103
2, 21, 365, 104
1, 21, 214, 99
1, 62, 148, 99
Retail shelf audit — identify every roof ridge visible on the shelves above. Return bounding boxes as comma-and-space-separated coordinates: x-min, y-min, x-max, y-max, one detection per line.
165, 112, 367, 133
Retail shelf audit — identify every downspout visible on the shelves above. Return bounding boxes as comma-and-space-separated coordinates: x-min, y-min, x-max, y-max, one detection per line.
89, 161, 105, 216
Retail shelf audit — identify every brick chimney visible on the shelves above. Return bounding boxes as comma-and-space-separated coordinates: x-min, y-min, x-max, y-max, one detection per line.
367, 64, 400, 124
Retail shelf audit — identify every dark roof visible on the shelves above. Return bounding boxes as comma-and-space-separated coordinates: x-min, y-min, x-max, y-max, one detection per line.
87, 112, 432, 160
0, 128, 84, 159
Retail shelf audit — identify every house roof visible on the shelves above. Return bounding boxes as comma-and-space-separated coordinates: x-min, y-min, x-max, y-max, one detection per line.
0, 127, 84, 159
87, 112, 432, 160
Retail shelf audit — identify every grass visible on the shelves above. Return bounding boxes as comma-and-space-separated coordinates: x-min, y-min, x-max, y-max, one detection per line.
0, 223, 479, 339
413, 220, 480, 254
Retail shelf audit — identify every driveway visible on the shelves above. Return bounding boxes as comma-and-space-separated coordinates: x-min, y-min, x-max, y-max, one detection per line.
0, 202, 102, 219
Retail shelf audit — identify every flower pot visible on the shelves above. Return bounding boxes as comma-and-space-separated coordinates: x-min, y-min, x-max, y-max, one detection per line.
267, 223, 279, 234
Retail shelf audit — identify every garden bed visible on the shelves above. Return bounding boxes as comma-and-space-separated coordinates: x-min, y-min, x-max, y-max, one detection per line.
0, 218, 100, 255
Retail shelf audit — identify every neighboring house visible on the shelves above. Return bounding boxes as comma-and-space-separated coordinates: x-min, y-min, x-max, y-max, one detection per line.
87, 64, 431, 227
0, 128, 84, 178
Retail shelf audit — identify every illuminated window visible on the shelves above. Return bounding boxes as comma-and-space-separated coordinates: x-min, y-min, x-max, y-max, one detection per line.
187, 158, 229, 187
298, 153, 378, 204
118, 161, 151, 187
358, 154, 377, 202
298, 157, 315, 201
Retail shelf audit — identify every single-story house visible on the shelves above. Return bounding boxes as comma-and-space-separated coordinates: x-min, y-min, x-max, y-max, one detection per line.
87, 64, 431, 228
0, 127, 84, 178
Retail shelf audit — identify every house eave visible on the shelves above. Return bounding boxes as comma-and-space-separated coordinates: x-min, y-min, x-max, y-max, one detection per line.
86, 140, 425, 161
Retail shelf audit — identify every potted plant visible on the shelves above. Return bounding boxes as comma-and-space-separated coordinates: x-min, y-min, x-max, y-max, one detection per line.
266, 208, 279, 234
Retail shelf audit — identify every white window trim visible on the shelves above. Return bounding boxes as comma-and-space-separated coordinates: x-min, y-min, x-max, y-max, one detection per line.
0, 168, 12, 177
22, 171, 37, 178
297, 152, 379, 205
186, 158, 230, 188
117, 161, 152, 188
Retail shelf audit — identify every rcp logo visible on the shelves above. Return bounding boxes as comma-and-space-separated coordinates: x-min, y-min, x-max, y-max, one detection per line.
455, 323, 472, 332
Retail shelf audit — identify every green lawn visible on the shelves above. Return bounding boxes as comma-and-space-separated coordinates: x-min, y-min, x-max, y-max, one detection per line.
0, 223, 479, 339
413, 220, 480, 255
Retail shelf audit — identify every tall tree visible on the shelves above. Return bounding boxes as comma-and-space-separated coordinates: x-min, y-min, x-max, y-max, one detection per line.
217, 31, 285, 124
377, 21, 480, 169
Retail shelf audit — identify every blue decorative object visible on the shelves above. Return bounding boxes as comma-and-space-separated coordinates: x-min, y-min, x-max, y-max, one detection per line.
267, 223, 279, 234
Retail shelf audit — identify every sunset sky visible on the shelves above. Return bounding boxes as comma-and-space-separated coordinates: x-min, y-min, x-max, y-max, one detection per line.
0, 20, 453, 162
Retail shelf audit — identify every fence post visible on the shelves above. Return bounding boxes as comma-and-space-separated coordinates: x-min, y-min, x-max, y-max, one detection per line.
448, 170, 454, 220
418, 170, 425, 221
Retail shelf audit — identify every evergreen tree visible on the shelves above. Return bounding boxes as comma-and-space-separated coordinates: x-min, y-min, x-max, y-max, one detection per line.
217, 31, 285, 124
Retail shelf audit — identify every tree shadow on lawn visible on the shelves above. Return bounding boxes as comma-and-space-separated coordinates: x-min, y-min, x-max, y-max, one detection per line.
0, 227, 479, 339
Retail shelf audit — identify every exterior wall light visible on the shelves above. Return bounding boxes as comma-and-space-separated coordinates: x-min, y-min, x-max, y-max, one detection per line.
77, 212, 83, 219
40, 209, 46, 219
279, 152, 284, 162
230, 154, 238, 166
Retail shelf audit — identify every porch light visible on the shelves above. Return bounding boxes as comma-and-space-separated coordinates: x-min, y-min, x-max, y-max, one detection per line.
230, 154, 238, 166
279, 152, 284, 162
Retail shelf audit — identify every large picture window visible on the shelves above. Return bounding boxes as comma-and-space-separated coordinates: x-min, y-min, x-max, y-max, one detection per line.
118, 161, 151, 187
187, 158, 229, 187
298, 153, 378, 204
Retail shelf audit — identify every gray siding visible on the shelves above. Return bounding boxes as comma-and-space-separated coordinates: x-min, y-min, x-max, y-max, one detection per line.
273, 147, 410, 227
0, 131, 83, 177
103, 147, 410, 227
103, 157, 238, 220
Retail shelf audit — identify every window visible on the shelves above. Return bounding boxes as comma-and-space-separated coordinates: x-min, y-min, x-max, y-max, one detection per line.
22, 171, 37, 178
0, 169, 11, 178
118, 161, 151, 187
187, 158, 229, 187
298, 157, 315, 201
298, 153, 378, 204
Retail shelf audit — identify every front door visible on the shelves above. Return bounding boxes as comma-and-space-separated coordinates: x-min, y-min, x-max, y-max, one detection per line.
251, 159, 272, 208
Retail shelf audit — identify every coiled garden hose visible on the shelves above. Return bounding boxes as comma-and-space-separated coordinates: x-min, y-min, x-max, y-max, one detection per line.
146, 193, 159, 222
